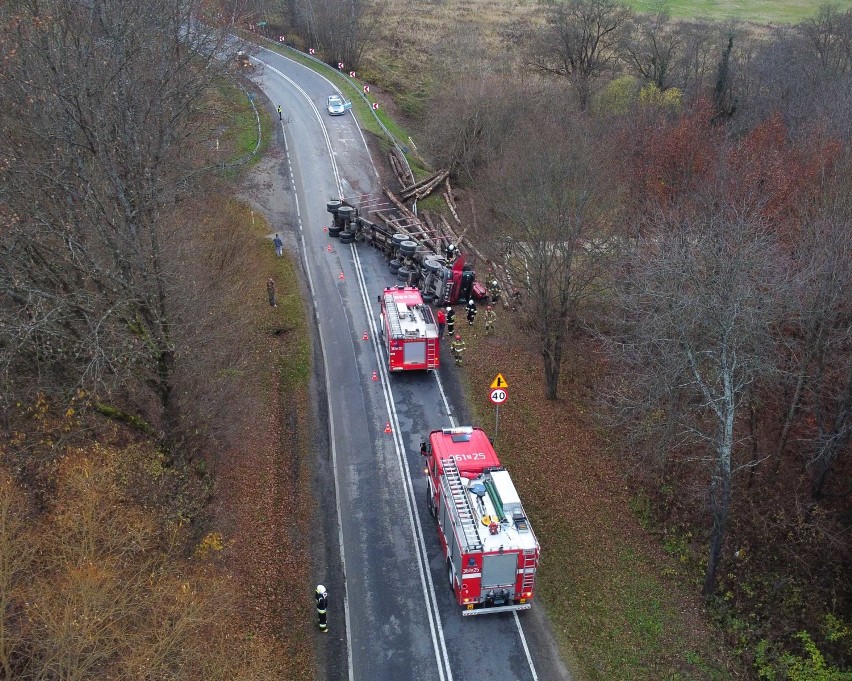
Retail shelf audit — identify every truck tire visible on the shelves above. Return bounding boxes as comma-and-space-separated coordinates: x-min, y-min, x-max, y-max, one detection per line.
422, 292, 436, 304
397, 266, 415, 281
326, 199, 342, 215
424, 259, 442, 274
399, 240, 418, 257
391, 233, 407, 251
447, 560, 456, 595
426, 484, 436, 518
339, 230, 354, 244
328, 225, 343, 238
389, 258, 402, 274
337, 205, 354, 223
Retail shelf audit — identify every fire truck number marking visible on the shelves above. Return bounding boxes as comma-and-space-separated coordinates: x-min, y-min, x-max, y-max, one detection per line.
453, 453, 487, 461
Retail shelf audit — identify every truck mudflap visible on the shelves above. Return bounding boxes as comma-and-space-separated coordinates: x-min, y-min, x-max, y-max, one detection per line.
461, 601, 532, 617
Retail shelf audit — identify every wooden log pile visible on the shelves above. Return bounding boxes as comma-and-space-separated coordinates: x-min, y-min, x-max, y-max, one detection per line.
399, 169, 450, 202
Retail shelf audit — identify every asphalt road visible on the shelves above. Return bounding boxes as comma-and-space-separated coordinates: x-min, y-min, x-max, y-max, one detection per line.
244, 44, 571, 681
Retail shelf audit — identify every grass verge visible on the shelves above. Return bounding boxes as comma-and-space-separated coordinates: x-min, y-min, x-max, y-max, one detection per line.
625, 0, 849, 23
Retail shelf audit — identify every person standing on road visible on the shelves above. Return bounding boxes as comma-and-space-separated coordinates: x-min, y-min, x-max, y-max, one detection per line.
277, 105, 282, 120
436, 307, 446, 339
466, 299, 477, 326
484, 305, 496, 335
445, 307, 456, 336
267, 278, 277, 308
273, 233, 284, 257
315, 585, 329, 632
451, 334, 466, 366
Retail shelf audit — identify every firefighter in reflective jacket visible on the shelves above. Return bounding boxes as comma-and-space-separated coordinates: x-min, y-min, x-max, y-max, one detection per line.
451, 335, 466, 366
466, 299, 477, 325
315, 585, 329, 632
484, 305, 496, 335
445, 307, 456, 336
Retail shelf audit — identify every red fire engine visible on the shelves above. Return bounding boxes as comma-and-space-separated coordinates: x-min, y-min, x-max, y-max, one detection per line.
421, 427, 539, 615
379, 286, 440, 371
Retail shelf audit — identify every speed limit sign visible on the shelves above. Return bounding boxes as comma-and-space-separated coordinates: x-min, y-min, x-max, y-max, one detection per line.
490, 388, 508, 404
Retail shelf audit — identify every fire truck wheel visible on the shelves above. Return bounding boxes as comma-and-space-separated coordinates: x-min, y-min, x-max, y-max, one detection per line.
447, 560, 457, 594
399, 240, 418, 257
426, 485, 436, 518
389, 258, 402, 274
397, 266, 415, 281
339, 230, 354, 244
328, 225, 343, 238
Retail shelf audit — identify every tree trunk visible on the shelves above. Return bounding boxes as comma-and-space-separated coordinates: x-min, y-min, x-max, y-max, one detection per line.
810, 365, 852, 499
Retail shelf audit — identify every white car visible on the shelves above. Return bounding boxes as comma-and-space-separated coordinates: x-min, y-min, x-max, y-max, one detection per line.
326, 94, 351, 116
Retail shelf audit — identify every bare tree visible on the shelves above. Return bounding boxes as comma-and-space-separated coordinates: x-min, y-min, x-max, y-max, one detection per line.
800, 3, 852, 76
622, 5, 681, 90
617, 204, 781, 596
527, 0, 632, 112
0, 0, 227, 448
480, 109, 617, 399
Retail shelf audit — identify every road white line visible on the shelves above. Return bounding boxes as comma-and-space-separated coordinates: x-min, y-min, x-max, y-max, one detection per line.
513, 610, 539, 680
278, 78, 355, 681
350, 243, 454, 681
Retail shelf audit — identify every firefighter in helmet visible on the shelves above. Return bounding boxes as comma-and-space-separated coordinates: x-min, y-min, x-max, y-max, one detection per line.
315, 584, 329, 632
489, 278, 501, 304
445, 306, 456, 336
484, 305, 496, 335
451, 334, 466, 366
466, 299, 477, 326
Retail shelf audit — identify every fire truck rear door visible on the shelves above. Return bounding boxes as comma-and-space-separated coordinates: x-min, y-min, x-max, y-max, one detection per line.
403, 340, 426, 365
482, 553, 518, 588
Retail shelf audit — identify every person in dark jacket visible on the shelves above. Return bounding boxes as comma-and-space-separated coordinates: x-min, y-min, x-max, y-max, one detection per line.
466, 299, 477, 325
446, 307, 456, 336
315, 585, 329, 632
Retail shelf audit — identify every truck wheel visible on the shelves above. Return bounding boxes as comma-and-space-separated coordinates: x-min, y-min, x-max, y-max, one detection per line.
326, 200, 342, 215
397, 266, 414, 281
424, 259, 442, 274
426, 484, 436, 518
389, 258, 401, 274
447, 561, 456, 594
339, 230, 354, 244
391, 233, 407, 251
329, 225, 343, 238
422, 292, 436, 304
399, 240, 418, 257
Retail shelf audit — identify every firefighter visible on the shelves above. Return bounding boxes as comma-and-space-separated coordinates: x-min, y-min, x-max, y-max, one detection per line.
466, 299, 477, 326
445, 307, 456, 336
484, 305, 496, 335
451, 334, 466, 366
445, 243, 457, 263
315, 584, 329, 632
489, 278, 501, 304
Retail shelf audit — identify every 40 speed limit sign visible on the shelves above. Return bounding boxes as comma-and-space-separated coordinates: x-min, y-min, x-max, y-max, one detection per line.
489, 388, 508, 404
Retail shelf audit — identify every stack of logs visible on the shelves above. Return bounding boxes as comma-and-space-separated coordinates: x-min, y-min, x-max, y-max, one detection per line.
382, 150, 518, 308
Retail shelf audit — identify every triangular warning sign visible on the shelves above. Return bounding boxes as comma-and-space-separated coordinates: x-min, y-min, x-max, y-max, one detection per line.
490, 373, 509, 389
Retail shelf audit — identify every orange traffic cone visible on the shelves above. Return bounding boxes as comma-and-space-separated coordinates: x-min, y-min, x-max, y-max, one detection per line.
327, 244, 333, 252
372, 371, 378, 381
339, 272, 345, 280
363, 331, 369, 340
384, 422, 392, 434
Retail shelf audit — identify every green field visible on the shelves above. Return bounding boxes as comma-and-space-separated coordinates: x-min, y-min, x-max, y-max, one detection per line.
626, 0, 852, 23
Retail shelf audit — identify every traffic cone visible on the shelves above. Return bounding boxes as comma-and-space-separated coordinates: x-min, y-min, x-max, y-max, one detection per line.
323, 226, 328, 232
384, 422, 392, 434
363, 331, 369, 340
327, 244, 333, 252
371, 371, 378, 381
339, 271, 345, 280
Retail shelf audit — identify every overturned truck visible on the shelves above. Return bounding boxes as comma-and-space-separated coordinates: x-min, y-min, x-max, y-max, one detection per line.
326, 198, 488, 306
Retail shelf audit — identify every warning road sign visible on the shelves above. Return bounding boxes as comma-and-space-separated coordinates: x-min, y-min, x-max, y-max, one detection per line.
490, 373, 509, 389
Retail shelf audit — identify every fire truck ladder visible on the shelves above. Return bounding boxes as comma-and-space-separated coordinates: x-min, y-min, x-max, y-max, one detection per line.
521, 549, 537, 593
383, 293, 403, 338
442, 458, 483, 552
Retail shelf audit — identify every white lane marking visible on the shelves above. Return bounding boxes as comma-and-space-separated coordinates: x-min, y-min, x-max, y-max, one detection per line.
350, 244, 453, 681
277, 76, 355, 681
433, 371, 456, 425
514, 611, 539, 680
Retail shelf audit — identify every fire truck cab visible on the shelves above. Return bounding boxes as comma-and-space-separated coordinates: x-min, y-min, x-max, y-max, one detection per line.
379, 286, 440, 371
421, 427, 540, 615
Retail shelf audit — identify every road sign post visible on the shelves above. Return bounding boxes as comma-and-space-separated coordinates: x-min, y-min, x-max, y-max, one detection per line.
489, 384, 508, 440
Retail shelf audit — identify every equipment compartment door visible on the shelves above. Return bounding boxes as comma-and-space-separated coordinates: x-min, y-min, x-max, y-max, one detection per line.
482, 553, 518, 588
404, 340, 426, 365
